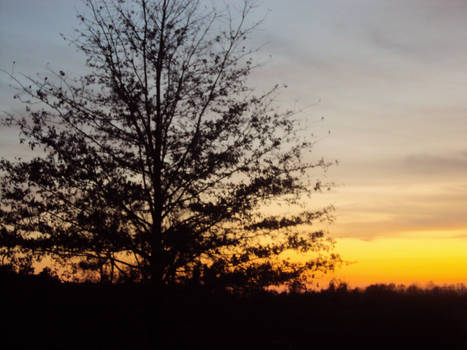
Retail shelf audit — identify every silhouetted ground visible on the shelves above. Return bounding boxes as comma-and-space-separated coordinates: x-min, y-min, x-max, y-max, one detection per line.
2, 269, 467, 349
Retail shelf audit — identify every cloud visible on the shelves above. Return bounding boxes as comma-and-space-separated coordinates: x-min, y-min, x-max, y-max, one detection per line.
319, 151, 467, 240
402, 153, 467, 176
330, 177, 467, 240
328, 151, 467, 189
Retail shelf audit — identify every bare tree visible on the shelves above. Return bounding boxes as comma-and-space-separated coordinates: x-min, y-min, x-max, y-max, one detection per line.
0, 0, 339, 292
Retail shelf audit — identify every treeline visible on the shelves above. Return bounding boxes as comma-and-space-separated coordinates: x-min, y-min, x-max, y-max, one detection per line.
2, 267, 467, 349
3, 263, 467, 299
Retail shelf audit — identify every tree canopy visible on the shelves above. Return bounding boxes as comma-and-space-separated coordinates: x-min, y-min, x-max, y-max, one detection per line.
0, 0, 339, 292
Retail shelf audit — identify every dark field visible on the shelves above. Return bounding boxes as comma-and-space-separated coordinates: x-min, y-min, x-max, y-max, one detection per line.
3, 271, 467, 349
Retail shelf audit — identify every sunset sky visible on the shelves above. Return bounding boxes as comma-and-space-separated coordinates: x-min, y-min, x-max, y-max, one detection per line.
1, 0, 467, 288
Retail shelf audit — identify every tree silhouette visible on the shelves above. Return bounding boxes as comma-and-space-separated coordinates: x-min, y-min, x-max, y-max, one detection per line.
0, 0, 339, 292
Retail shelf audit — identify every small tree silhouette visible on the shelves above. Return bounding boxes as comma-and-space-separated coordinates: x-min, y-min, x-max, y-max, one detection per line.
0, 0, 339, 292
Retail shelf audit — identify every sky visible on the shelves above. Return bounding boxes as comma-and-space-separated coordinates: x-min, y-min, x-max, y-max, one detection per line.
1, 0, 467, 288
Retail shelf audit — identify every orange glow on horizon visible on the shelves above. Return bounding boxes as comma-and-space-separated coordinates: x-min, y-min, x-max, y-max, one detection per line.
323, 233, 467, 288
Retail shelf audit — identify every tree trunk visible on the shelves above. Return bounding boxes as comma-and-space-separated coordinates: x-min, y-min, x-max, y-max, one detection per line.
151, 0, 167, 296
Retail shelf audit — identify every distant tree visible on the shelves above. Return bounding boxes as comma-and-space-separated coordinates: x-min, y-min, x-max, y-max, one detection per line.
0, 0, 339, 292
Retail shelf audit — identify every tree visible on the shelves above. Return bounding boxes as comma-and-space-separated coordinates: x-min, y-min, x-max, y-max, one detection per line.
0, 0, 339, 292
